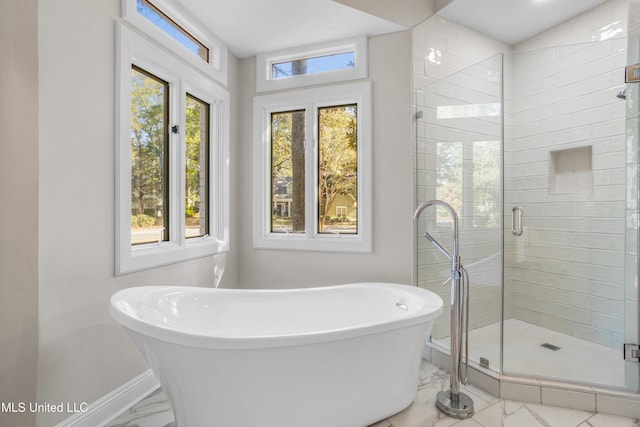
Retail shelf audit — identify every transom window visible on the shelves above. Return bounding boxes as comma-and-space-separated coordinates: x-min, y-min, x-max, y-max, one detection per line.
136, 0, 209, 62
272, 51, 355, 79
253, 82, 372, 252
256, 37, 367, 92
122, 0, 228, 85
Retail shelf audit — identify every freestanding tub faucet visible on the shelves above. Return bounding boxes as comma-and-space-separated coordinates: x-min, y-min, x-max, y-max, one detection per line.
414, 200, 474, 419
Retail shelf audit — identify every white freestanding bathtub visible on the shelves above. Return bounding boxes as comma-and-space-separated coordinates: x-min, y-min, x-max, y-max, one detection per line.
111, 283, 443, 427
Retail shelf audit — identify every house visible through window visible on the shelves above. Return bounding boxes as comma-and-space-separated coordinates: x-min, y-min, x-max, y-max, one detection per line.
269, 104, 358, 236
271, 109, 305, 233
253, 82, 371, 253
318, 104, 357, 235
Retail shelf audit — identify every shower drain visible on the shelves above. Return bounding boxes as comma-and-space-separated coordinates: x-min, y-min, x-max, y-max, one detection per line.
540, 343, 561, 351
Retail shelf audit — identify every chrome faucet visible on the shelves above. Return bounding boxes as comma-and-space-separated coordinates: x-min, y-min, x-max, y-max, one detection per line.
414, 200, 474, 419
413, 200, 459, 279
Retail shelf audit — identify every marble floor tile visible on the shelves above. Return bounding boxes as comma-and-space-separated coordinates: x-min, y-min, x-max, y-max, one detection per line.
520, 401, 592, 426
578, 413, 640, 427
107, 389, 175, 427
106, 362, 640, 427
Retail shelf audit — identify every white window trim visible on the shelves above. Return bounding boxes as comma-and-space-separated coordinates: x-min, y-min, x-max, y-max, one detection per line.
252, 81, 372, 253
121, 0, 228, 86
116, 23, 230, 275
256, 37, 367, 93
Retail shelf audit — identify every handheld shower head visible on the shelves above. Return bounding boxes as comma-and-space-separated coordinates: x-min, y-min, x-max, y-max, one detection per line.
424, 231, 453, 260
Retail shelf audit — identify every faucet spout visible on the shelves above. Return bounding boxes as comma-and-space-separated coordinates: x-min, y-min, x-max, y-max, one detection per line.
413, 200, 459, 262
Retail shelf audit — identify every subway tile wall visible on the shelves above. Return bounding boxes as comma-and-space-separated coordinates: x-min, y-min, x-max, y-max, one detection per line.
413, 0, 631, 351
505, 34, 628, 349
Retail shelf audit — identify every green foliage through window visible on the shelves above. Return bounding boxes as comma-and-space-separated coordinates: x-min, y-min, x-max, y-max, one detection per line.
269, 104, 358, 235
318, 105, 358, 234
185, 95, 210, 238
130, 66, 169, 245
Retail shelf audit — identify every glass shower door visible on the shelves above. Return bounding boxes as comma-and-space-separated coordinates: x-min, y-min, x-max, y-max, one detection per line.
502, 40, 632, 389
415, 53, 504, 375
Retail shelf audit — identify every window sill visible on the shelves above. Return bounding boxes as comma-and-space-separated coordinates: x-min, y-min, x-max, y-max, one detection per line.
253, 233, 371, 253
117, 237, 229, 275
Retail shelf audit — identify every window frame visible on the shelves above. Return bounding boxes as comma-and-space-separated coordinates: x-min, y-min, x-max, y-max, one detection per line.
116, 23, 230, 274
256, 37, 367, 93
252, 81, 372, 253
121, 0, 228, 86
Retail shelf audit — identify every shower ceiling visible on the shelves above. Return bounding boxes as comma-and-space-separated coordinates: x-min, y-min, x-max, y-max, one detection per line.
437, 0, 609, 45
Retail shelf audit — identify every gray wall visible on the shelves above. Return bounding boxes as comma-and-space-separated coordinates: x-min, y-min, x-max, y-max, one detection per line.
0, 1, 39, 426
35, 1, 239, 425
236, 31, 413, 289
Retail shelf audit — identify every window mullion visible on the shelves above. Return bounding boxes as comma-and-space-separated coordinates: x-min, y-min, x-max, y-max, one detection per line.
208, 100, 220, 240
169, 81, 184, 245
306, 103, 317, 238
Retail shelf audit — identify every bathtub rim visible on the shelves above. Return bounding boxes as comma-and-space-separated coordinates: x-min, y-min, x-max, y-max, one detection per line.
111, 282, 443, 350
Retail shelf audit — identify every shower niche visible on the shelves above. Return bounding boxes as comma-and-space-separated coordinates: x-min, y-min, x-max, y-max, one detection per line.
549, 146, 593, 194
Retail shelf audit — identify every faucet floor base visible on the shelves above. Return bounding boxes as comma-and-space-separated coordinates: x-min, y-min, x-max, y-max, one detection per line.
435, 390, 474, 419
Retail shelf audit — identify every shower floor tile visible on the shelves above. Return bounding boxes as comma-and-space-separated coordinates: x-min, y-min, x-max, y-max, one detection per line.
463, 319, 625, 388
106, 362, 638, 427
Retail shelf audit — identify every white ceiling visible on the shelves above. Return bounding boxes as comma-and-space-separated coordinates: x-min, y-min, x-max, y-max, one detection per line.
173, 0, 405, 58
173, 0, 612, 58
437, 0, 609, 45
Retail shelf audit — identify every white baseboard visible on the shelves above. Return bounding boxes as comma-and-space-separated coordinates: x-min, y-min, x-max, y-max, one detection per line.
55, 370, 159, 427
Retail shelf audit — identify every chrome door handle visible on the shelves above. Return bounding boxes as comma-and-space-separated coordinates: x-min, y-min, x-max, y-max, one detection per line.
511, 206, 523, 236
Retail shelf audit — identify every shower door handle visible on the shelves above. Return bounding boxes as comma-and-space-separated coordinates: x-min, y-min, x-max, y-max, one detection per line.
511, 206, 523, 236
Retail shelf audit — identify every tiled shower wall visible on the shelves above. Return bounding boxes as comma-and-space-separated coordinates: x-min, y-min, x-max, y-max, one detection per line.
504, 38, 627, 349
413, 17, 509, 341
413, 0, 630, 348
504, 1, 628, 349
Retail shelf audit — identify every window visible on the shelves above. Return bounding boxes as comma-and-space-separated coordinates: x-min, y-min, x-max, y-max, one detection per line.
121, 0, 227, 85
136, 0, 209, 62
130, 66, 170, 245
272, 51, 355, 79
318, 104, 358, 235
117, 23, 229, 274
253, 82, 372, 252
185, 94, 210, 238
256, 37, 367, 92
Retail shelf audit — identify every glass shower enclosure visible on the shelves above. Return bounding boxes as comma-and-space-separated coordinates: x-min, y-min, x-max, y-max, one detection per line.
415, 37, 640, 391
